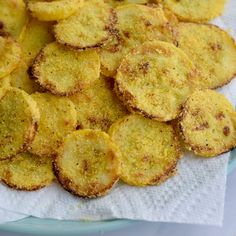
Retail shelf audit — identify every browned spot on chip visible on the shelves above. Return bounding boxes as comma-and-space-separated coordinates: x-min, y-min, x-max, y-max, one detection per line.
195, 121, 209, 131
215, 112, 225, 120
138, 62, 150, 75
223, 126, 230, 136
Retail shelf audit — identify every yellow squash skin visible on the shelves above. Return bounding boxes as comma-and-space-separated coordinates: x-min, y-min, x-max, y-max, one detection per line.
115, 40, 198, 121
27, 0, 84, 21
163, 0, 226, 22
54, 0, 116, 49
109, 114, 181, 186
0, 87, 40, 160
70, 76, 128, 132
0, 152, 54, 191
29, 92, 77, 157
0, 0, 28, 39
31, 42, 100, 96
0, 34, 21, 79
54, 129, 121, 198
179, 89, 236, 157
175, 23, 236, 89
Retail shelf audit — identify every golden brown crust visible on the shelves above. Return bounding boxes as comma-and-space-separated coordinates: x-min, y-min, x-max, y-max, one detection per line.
54, 8, 117, 51
175, 22, 236, 90
31, 42, 100, 96
178, 89, 236, 157
53, 130, 120, 198
109, 114, 182, 186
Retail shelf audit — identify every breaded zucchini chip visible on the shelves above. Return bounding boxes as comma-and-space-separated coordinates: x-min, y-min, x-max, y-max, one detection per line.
175, 23, 236, 89
31, 42, 100, 96
115, 41, 198, 121
100, 4, 171, 77
54, 0, 116, 49
54, 129, 120, 198
27, 0, 84, 21
19, 18, 54, 65
0, 153, 54, 191
0, 87, 40, 160
70, 76, 128, 132
10, 61, 41, 94
0, 0, 28, 39
0, 34, 21, 79
179, 90, 236, 157
29, 92, 77, 157
109, 114, 181, 186
0, 154, 53, 191
163, 0, 226, 22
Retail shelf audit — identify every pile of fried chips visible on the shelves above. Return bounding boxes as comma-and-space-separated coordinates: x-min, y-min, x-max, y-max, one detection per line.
0, 0, 235, 198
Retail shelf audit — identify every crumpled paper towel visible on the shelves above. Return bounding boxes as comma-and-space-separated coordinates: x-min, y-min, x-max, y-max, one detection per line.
0, 0, 235, 226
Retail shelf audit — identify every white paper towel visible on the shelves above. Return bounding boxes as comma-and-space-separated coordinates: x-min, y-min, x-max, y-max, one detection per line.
0, 0, 235, 226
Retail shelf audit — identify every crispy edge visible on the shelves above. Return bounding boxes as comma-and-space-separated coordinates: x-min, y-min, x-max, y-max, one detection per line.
175, 23, 236, 89
53, 130, 120, 198
0, 88, 40, 161
178, 92, 236, 157
54, 8, 117, 50
114, 82, 171, 121
1, 175, 52, 191
30, 47, 84, 96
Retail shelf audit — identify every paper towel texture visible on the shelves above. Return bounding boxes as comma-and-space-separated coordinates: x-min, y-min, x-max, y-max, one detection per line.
0, 0, 235, 226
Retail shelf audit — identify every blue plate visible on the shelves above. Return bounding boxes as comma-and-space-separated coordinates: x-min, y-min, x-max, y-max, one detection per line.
0, 151, 235, 235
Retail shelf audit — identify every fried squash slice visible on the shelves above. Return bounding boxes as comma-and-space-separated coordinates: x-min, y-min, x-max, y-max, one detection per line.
175, 23, 236, 89
109, 114, 181, 186
29, 92, 77, 157
0, 153, 54, 191
0, 0, 28, 39
54, 129, 120, 198
163, 0, 226, 22
31, 42, 100, 96
27, 0, 84, 21
100, 4, 172, 77
70, 76, 128, 132
179, 90, 236, 157
0, 87, 40, 160
0, 34, 21, 79
115, 41, 198, 121
54, 0, 116, 49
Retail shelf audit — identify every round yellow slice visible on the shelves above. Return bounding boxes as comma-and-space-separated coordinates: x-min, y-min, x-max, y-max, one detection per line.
175, 23, 236, 89
19, 18, 54, 66
54, 0, 116, 49
10, 61, 41, 94
70, 76, 128, 132
0, 152, 54, 191
31, 42, 100, 96
0, 0, 28, 39
163, 0, 226, 22
0, 87, 40, 160
109, 114, 181, 186
115, 40, 198, 121
0, 34, 21, 79
179, 90, 236, 157
100, 4, 171, 77
29, 92, 77, 157
27, 0, 84, 21
54, 129, 120, 198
